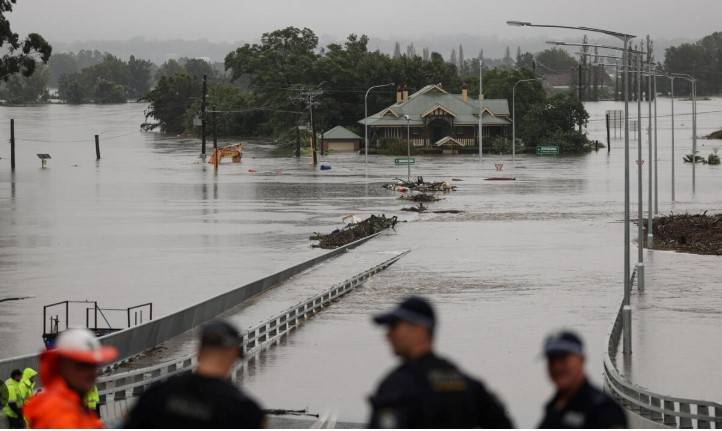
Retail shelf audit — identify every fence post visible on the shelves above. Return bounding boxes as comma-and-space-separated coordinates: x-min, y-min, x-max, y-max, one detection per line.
95, 134, 100, 160
10, 119, 15, 171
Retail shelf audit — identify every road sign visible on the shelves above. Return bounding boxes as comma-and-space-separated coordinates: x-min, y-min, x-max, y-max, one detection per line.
394, 157, 416, 165
536, 145, 560, 156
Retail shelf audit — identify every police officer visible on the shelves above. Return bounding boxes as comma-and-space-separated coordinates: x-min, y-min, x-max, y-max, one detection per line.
3, 369, 24, 429
368, 296, 513, 428
538, 330, 627, 428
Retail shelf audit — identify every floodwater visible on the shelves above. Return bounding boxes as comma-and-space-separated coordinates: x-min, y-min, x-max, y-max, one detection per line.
1, 98, 721, 427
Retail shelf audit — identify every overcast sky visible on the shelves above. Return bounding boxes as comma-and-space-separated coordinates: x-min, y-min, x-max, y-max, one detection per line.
11, 0, 721, 43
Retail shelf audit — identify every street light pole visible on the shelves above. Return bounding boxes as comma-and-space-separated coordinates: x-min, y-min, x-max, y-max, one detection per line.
692, 79, 697, 194
635, 46, 645, 291
364, 83, 395, 167
646, 35, 654, 249
512, 78, 542, 162
404, 115, 411, 182
653, 72, 659, 214
508, 20, 637, 354
670, 77, 675, 202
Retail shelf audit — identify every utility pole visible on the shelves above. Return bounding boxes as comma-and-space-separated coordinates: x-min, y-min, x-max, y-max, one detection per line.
479, 58, 483, 161
95, 134, 100, 160
292, 87, 323, 166
646, 35, 654, 248
201, 74, 207, 159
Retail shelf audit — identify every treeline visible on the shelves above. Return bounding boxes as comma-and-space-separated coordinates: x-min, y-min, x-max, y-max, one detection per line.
142, 26, 588, 152
662, 32, 722, 96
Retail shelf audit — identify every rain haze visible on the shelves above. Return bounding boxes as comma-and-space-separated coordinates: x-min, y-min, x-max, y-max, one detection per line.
2, 0, 722, 428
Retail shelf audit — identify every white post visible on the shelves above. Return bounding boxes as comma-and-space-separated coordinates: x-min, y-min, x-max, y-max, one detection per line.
623, 36, 632, 354
692, 80, 697, 194
647, 36, 654, 248
364, 91, 369, 165
512, 84, 516, 161
671, 77, 675, 202
405, 115, 411, 183
636, 45, 645, 291
653, 75, 658, 214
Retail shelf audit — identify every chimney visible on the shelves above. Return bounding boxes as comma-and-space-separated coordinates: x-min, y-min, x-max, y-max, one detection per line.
396, 86, 403, 104
461, 83, 468, 102
402, 84, 409, 102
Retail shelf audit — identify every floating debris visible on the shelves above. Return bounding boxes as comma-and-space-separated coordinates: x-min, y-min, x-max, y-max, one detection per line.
383, 177, 457, 192
400, 193, 442, 202
485, 177, 516, 181
310, 215, 398, 249
647, 212, 722, 255
401, 203, 463, 214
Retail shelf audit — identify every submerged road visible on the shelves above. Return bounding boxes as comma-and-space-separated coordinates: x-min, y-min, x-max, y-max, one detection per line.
0, 100, 721, 426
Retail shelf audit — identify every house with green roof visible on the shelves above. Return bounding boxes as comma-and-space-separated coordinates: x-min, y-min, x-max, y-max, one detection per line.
321, 125, 363, 153
359, 84, 511, 152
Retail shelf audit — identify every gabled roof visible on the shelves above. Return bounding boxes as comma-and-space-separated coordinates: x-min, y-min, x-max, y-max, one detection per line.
422, 104, 456, 118
359, 84, 510, 127
323, 125, 362, 140
432, 136, 464, 147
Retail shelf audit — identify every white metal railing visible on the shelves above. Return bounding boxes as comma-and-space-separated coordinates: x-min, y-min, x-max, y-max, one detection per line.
604, 270, 722, 428
96, 250, 410, 421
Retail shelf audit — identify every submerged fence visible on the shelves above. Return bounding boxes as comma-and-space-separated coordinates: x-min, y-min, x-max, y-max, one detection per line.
97, 249, 410, 423
0, 231, 386, 379
604, 271, 722, 428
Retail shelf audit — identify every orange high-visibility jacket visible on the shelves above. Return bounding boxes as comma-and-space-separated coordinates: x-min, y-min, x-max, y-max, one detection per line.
23, 350, 105, 429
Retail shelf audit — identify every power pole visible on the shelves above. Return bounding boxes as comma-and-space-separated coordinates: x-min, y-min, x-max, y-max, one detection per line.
201, 74, 207, 159
295, 125, 301, 158
293, 88, 323, 166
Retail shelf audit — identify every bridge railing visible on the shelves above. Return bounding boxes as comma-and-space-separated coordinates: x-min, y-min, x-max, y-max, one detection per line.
604, 271, 722, 428
97, 250, 410, 422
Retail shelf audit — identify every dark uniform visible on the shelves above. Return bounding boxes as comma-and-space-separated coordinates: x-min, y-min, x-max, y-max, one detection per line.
539, 380, 627, 428
369, 353, 512, 428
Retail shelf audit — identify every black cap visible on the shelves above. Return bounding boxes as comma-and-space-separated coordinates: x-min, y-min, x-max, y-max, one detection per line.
373, 296, 436, 331
10, 369, 22, 379
200, 320, 243, 350
543, 330, 584, 357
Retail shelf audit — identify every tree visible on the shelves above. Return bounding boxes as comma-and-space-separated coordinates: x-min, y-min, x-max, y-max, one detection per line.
393, 42, 401, 59
422, 47, 430, 61
127, 55, 153, 99
143, 73, 202, 133
0, 63, 49, 103
535, 48, 578, 72
503, 46, 513, 67
458, 44, 465, 70
0, 0, 52, 81
48, 53, 78, 86
518, 92, 589, 150
449, 49, 457, 67
664, 32, 722, 95
94, 78, 126, 103
58, 72, 88, 104
516, 52, 535, 72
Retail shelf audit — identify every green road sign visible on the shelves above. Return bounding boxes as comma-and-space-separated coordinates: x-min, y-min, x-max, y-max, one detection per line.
394, 157, 416, 165
536, 145, 560, 156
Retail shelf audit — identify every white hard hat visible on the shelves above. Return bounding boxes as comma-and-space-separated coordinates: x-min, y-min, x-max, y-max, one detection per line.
53, 328, 118, 364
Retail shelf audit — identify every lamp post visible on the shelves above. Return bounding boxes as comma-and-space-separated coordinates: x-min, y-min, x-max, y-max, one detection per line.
404, 114, 411, 183
635, 45, 645, 291
510, 20, 636, 354
646, 35, 654, 249
364, 83, 395, 166
671, 73, 697, 194
512, 78, 542, 161
670, 76, 675, 202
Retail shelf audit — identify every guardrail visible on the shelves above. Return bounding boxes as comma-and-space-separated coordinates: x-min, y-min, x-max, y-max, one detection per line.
0, 231, 387, 379
604, 270, 722, 428
96, 249, 410, 423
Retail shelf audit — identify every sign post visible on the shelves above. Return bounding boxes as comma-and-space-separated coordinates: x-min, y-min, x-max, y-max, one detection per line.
535, 145, 560, 156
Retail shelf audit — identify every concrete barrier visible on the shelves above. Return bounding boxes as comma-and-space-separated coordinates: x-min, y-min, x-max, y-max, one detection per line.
0, 231, 386, 379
